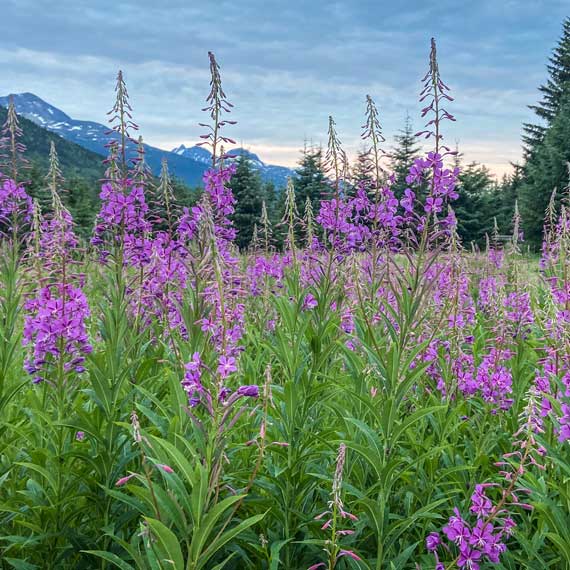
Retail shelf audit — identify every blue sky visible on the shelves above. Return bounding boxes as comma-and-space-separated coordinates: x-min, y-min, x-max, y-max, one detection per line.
0, 0, 567, 176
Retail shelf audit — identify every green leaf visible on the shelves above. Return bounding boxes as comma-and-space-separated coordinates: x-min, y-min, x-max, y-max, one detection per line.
197, 512, 266, 570
83, 551, 136, 570
144, 517, 185, 569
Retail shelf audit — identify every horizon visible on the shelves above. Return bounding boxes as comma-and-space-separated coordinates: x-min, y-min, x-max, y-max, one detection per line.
1, 1, 568, 178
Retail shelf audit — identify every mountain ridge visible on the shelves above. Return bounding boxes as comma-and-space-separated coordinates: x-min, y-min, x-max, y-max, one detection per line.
0, 93, 294, 187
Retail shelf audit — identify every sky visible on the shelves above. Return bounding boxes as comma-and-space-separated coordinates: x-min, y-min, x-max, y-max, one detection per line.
0, 0, 567, 178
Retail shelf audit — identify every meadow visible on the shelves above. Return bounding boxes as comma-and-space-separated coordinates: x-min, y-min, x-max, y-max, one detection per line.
1, 43, 570, 570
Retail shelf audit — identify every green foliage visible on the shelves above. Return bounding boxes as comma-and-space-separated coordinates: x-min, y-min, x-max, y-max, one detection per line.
230, 155, 264, 249
520, 97, 570, 246
523, 16, 570, 151
519, 17, 570, 248
454, 161, 498, 247
292, 146, 329, 215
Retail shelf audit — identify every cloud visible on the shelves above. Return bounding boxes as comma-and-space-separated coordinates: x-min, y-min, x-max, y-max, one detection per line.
0, 0, 567, 175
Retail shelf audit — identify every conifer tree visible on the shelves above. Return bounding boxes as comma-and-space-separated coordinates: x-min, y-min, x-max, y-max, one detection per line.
351, 148, 374, 188
454, 161, 496, 246
520, 97, 570, 246
390, 113, 421, 198
262, 180, 279, 224
292, 145, 328, 215
497, 164, 523, 233
523, 17, 570, 152
230, 154, 263, 249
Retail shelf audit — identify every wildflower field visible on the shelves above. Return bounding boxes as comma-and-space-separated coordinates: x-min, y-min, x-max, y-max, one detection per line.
2, 42, 570, 570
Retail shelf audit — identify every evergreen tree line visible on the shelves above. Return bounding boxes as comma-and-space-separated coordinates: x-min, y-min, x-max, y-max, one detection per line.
230, 116, 517, 251
3, 16, 569, 251
518, 16, 570, 247
233, 15, 570, 252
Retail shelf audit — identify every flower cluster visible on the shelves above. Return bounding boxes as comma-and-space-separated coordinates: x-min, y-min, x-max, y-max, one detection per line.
91, 182, 151, 260
23, 284, 92, 384
0, 177, 33, 233
427, 389, 545, 569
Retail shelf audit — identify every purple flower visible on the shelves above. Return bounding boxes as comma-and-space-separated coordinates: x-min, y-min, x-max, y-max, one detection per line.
425, 195, 443, 214
400, 188, 415, 213
23, 284, 92, 383
470, 485, 493, 518
0, 177, 33, 230
559, 403, 570, 443
469, 519, 494, 549
457, 547, 482, 570
217, 355, 237, 378
182, 353, 203, 407
91, 182, 151, 257
443, 508, 470, 546
302, 293, 318, 311
426, 532, 441, 552
237, 385, 259, 398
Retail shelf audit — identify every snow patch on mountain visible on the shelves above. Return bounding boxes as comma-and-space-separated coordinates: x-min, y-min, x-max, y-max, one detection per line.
0, 92, 294, 187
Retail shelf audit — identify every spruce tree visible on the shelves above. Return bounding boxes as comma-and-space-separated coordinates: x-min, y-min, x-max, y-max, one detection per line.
520, 96, 570, 246
523, 17, 570, 152
230, 154, 263, 249
454, 161, 496, 247
293, 145, 328, 214
67, 176, 96, 238
390, 113, 421, 198
497, 164, 523, 233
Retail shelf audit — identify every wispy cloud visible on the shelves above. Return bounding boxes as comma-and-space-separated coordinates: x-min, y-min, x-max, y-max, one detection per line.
0, 0, 566, 176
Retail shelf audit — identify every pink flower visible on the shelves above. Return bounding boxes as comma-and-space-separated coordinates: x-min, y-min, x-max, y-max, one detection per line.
115, 473, 136, 487
337, 549, 362, 561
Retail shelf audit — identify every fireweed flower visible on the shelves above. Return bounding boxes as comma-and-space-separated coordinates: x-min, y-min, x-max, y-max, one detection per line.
217, 355, 237, 378
426, 532, 441, 552
91, 181, 151, 263
0, 176, 33, 236
428, 389, 545, 569
503, 291, 534, 339
182, 352, 204, 407
302, 293, 318, 311
23, 283, 92, 384
559, 403, 570, 443
179, 165, 237, 250
476, 348, 514, 411
237, 385, 259, 398
22, 195, 92, 384
130, 232, 188, 333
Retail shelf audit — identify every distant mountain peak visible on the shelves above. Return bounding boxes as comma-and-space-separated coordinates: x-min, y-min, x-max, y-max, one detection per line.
1, 92, 294, 187
0, 92, 73, 126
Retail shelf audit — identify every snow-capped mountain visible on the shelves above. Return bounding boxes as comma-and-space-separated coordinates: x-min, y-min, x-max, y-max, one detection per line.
0, 93, 293, 187
171, 144, 294, 187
